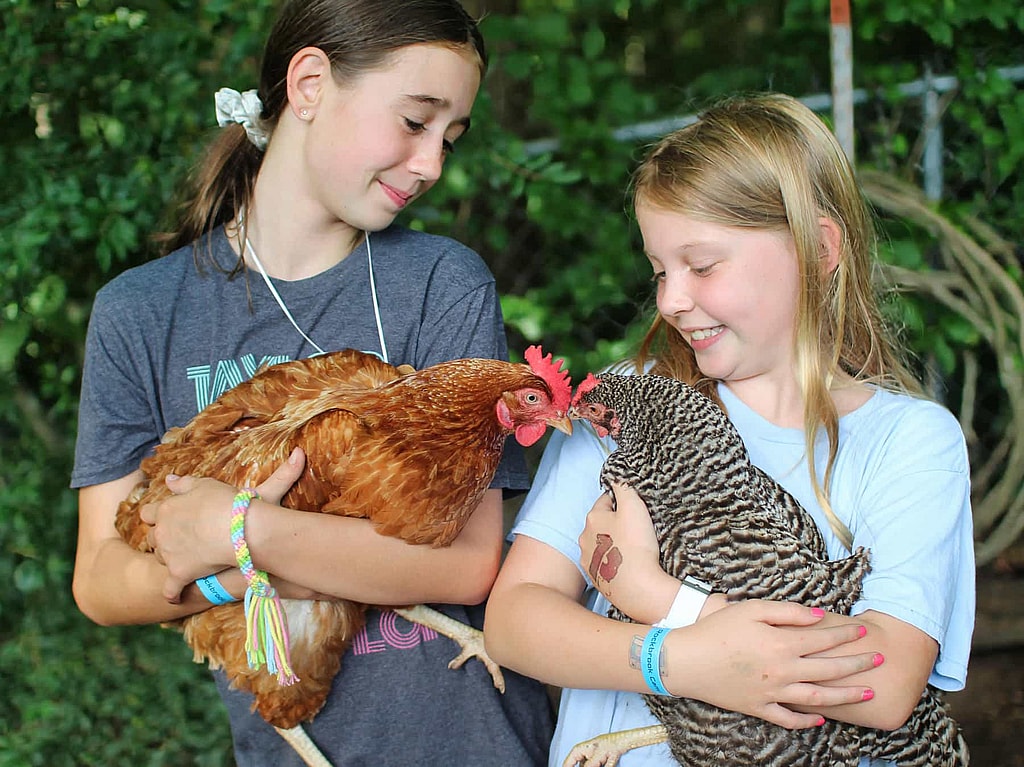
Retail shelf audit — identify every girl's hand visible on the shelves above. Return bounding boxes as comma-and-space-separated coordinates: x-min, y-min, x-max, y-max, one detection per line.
141, 448, 306, 602
667, 599, 881, 729
212, 563, 331, 602
578, 482, 680, 624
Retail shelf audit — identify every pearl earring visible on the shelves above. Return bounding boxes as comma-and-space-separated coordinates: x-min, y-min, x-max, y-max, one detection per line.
301, 109, 309, 117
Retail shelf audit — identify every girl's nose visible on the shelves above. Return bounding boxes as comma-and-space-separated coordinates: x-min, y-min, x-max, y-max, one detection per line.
657, 275, 696, 315
408, 140, 446, 183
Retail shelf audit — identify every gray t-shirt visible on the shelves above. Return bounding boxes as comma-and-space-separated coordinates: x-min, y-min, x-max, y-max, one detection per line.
73, 225, 553, 766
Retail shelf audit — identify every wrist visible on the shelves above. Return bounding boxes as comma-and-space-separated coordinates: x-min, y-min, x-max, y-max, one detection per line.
657, 627, 700, 698
236, 498, 273, 569
633, 627, 673, 696
629, 566, 684, 625
654, 575, 712, 628
698, 592, 728, 620
194, 572, 240, 605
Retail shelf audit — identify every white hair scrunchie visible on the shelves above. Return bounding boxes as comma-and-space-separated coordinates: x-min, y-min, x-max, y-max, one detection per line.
214, 87, 269, 151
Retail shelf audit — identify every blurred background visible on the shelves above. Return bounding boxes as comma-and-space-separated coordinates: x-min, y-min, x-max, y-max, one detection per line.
2, 0, 1023, 763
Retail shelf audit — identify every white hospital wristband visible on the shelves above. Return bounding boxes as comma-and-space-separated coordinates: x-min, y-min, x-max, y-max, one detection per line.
653, 576, 712, 628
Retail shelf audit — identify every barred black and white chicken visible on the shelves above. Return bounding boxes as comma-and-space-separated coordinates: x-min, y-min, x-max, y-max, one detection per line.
566, 372, 969, 767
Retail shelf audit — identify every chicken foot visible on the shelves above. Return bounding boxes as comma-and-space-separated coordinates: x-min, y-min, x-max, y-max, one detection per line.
265, 604, 503, 767
274, 723, 333, 767
564, 724, 668, 767
392, 604, 506, 693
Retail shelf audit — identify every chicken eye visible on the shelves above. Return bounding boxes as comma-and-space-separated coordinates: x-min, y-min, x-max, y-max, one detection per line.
524, 392, 540, 404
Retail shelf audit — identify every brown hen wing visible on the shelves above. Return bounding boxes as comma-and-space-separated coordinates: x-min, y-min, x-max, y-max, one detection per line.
113, 351, 412, 730
115, 350, 406, 549
323, 421, 507, 546
172, 349, 411, 442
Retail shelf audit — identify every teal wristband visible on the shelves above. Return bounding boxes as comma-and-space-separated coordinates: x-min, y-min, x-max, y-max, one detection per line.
195, 573, 238, 605
641, 627, 671, 696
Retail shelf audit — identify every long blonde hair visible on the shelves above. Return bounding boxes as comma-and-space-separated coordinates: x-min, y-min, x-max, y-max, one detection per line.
632, 93, 922, 548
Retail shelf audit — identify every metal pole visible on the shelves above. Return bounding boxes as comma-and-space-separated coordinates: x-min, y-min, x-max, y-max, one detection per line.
922, 64, 944, 201
830, 0, 855, 163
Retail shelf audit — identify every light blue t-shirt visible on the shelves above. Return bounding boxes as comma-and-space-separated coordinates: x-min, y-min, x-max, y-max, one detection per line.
511, 381, 975, 767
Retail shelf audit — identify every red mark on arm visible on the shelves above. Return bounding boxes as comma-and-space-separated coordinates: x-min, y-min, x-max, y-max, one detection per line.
588, 533, 623, 584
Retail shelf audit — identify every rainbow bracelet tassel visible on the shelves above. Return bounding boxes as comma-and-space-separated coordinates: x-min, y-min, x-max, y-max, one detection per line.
230, 489, 298, 686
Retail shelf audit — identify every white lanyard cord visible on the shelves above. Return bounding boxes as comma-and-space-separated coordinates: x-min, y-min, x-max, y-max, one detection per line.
242, 235, 328, 356
364, 233, 389, 363
238, 211, 388, 362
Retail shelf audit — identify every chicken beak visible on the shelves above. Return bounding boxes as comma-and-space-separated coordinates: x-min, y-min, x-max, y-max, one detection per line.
547, 414, 573, 436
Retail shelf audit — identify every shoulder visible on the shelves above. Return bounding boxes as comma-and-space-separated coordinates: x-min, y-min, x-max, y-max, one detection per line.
512, 426, 610, 561
848, 388, 968, 474
372, 226, 494, 284
91, 241, 203, 315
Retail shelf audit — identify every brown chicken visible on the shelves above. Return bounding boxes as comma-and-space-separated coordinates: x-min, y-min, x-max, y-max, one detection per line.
115, 346, 572, 766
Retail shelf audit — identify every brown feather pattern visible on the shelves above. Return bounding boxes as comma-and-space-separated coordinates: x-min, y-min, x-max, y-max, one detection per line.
116, 349, 566, 729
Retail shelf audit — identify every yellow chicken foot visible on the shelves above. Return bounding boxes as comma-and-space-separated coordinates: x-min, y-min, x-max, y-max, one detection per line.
392, 604, 506, 693
564, 724, 669, 767
275, 724, 333, 767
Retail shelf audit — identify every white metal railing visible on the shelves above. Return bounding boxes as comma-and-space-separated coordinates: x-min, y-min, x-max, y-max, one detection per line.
524, 65, 1024, 202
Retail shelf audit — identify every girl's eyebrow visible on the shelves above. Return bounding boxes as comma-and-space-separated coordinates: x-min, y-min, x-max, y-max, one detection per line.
403, 94, 473, 132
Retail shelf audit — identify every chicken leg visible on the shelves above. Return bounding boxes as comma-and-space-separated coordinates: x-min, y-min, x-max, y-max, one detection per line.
274, 724, 333, 767
270, 603, 506, 767
393, 604, 506, 693
565, 724, 669, 767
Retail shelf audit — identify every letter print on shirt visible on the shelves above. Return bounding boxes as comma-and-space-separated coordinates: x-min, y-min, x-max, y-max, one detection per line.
351, 610, 440, 655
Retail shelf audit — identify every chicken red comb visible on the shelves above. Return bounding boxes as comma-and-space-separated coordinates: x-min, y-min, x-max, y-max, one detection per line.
524, 345, 572, 413
570, 373, 600, 409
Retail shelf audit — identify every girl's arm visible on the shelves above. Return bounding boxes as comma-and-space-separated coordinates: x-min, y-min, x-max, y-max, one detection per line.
484, 533, 881, 730
72, 463, 323, 626
789, 609, 937, 730
74, 471, 211, 625
581, 483, 936, 731
141, 449, 504, 607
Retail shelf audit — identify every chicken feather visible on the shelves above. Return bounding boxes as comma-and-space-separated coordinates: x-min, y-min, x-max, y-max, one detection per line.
115, 347, 572, 745
567, 372, 968, 767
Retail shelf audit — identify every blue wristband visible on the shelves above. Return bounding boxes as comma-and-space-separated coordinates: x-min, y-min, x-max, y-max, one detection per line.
640, 627, 671, 696
195, 573, 238, 605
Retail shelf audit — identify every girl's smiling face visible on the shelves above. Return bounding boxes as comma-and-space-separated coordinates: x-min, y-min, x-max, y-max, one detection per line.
636, 201, 802, 388
303, 42, 481, 233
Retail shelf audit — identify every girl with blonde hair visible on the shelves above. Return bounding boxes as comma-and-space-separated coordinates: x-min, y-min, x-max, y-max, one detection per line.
485, 93, 973, 767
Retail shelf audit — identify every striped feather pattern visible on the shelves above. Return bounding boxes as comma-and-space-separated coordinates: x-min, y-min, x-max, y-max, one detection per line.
578, 373, 968, 766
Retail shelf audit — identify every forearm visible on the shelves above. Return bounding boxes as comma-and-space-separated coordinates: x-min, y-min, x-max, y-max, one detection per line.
242, 492, 504, 605
73, 537, 212, 626
75, 475, 215, 625
786, 609, 936, 730
484, 579, 650, 693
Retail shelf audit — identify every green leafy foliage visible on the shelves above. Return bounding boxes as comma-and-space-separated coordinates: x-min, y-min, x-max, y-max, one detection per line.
1, 1, 270, 763
3, 0, 1022, 762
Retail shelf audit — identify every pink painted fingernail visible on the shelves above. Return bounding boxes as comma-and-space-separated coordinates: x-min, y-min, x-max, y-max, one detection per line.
815, 716, 826, 727
810, 607, 825, 617
872, 653, 885, 667
857, 625, 867, 638
862, 688, 874, 701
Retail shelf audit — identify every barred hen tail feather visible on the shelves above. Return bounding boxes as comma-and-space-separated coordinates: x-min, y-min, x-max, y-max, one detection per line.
862, 687, 969, 766
724, 546, 872, 615
649, 700, 859, 766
